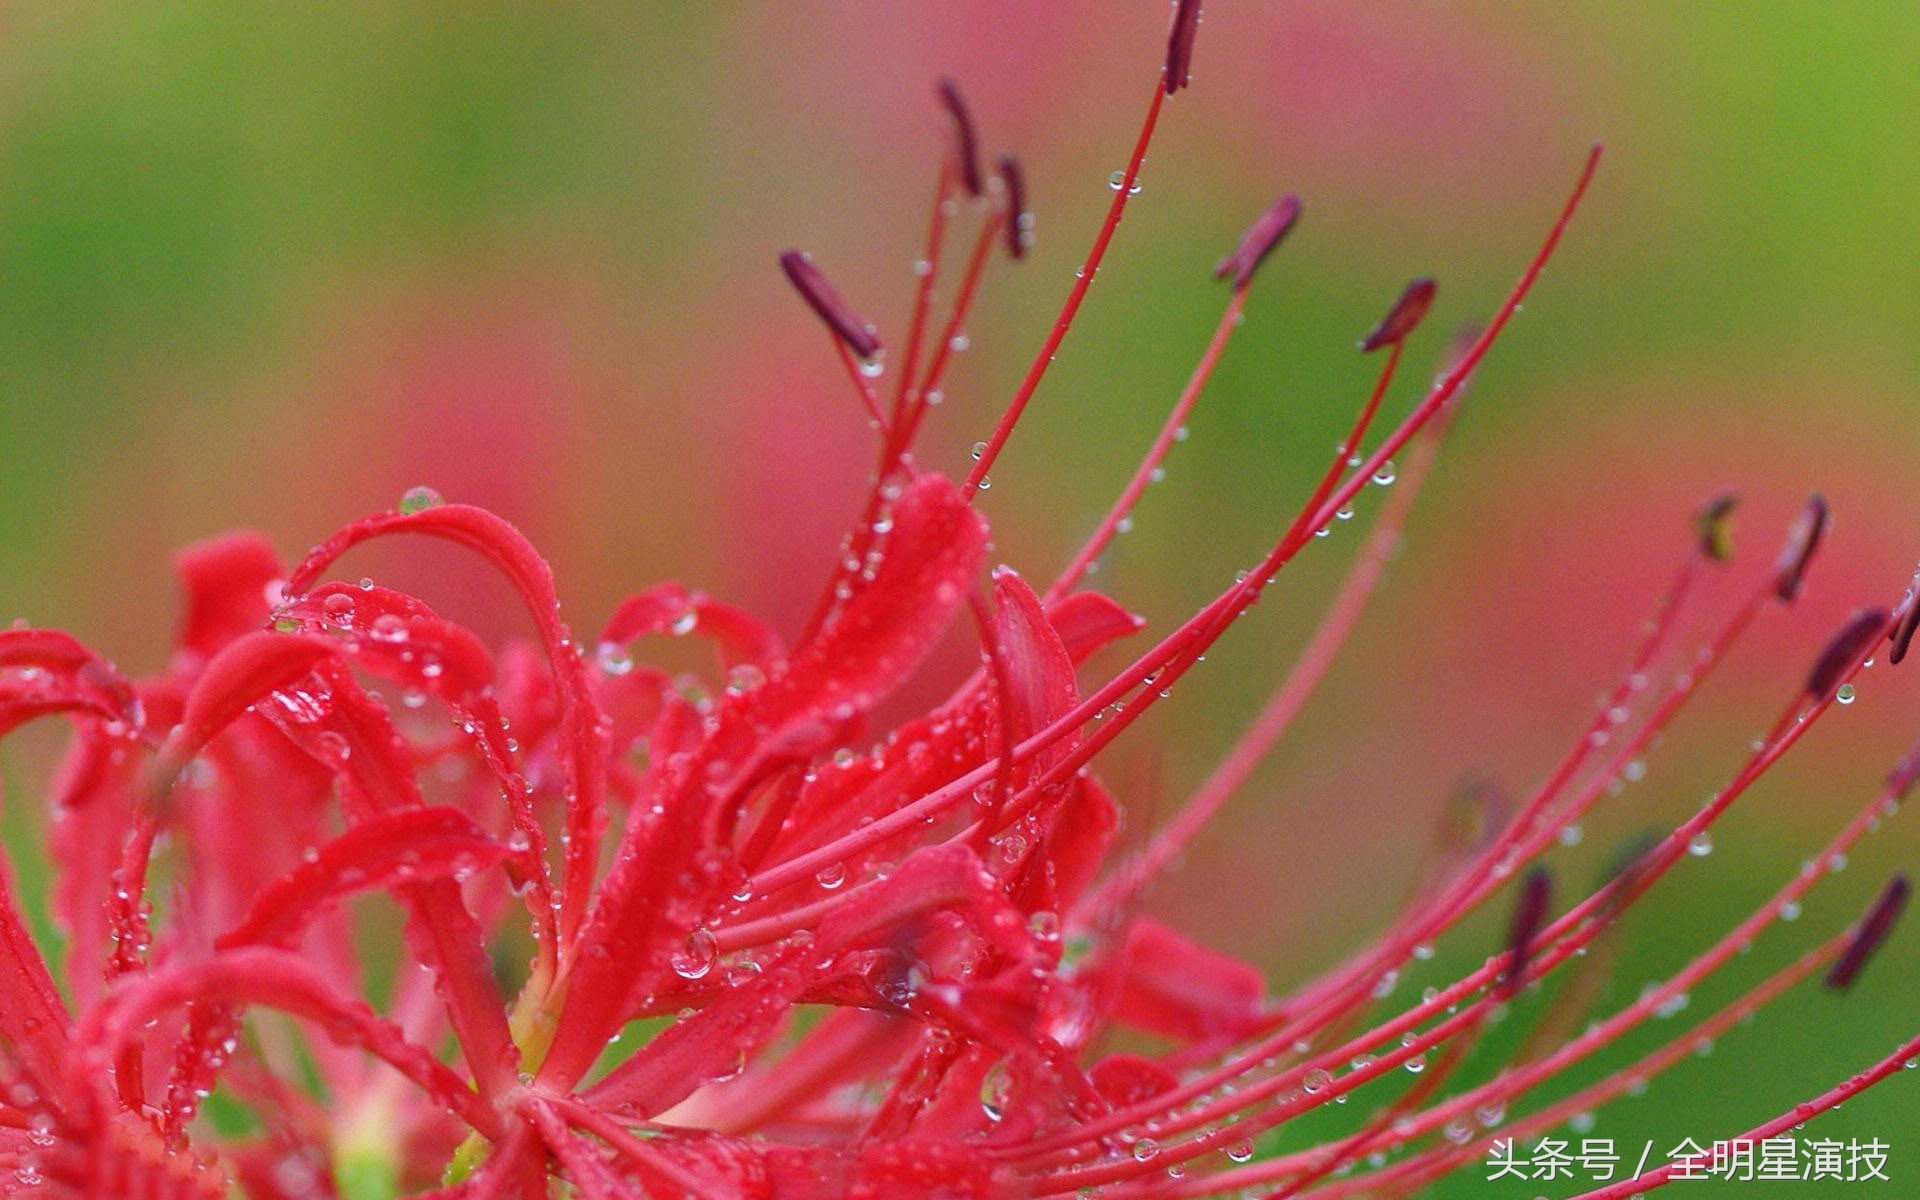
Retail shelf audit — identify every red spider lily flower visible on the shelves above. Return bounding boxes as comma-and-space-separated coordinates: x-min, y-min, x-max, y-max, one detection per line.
4, 14, 1920, 1200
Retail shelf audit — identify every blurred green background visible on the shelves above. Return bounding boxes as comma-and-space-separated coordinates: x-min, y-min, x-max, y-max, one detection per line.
0, 3, 1916, 1195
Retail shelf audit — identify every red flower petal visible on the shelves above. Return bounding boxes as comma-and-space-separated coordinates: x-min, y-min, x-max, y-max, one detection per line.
288, 502, 609, 942
543, 474, 986, 1089
173, 531, 284, 662
1100, 917, 1265, 1042
76, 946, 498, 1137
160, 630, 336, 777
0, 859, 71, 1100
216, 806, 508, 949
601, 582, 787, 671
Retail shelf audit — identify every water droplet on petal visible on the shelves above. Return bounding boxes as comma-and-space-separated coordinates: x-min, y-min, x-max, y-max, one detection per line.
399, 485, 444, 515
671, 928, 717, 980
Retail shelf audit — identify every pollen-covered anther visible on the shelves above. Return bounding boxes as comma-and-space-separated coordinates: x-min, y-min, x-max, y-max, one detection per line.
1212, 193, 1302, 290
1825, 873, 1911, 991
1360, 277, 1439, 353
1165, 0, 1202, 94
779, 250, 883, 360
937, 78, 985, 198
1773, 492, 1828, 602
999, 154, 1030, 261
1804, 606, 1889, 701
1692, 492, 1739, 563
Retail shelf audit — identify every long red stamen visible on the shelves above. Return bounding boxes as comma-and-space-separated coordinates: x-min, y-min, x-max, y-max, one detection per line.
1079, 376, 1459, 916
1562, 1028, 1920, 1199
1010, 588, 1903, 1177
1046, 284, 1251, 602
962, 79, 1168, 499
755, 146, 1602, 904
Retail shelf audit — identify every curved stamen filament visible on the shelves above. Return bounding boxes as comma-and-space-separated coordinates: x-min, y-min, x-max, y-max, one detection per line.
964, 80, 1169, 499
1046, 282, 1252, 603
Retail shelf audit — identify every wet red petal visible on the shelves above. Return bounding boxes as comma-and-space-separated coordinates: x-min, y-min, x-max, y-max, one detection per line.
288, 502, 608, 941
174, 531, 284, 662
216, 806, 508, 949
76, 946, 497, 1137
1100, 917, 1265, 1042
0, 860, 72, 1098
601, 582, 785, 670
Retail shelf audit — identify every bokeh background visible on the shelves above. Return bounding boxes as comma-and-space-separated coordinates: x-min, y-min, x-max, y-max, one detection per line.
1, 3, 1916, 1194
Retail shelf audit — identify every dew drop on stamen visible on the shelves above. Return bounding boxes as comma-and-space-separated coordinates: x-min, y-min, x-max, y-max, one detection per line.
1687, 832, 1714, 857
1227, 1141, 1254, 1163
970, 441, 988, 461
1837, 683, 1857, 705
1372, 460, 1398, 486
1107, 170, 1143, 196
1131, 1137, 1160, 1162
815, 862, 847, 890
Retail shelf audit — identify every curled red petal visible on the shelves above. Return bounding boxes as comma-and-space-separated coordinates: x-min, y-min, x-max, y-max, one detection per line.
161, 631, 336, 776
0, 627, 140, 731
77, 946, 498, 1137
277, 582, 496, 701
1090, 1053, 1179, 1106
48, 724, 142, 1009
1045, 591, 1147, 665
1100, 917, 1264, 1042
987, 568, 1079, 745
174, 531, 284, 662
778, 473, 987, 723
601, 582, 785, 670
216, 806, 508, 949
0, 859, 72, 1099
287, 502, 607, 941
